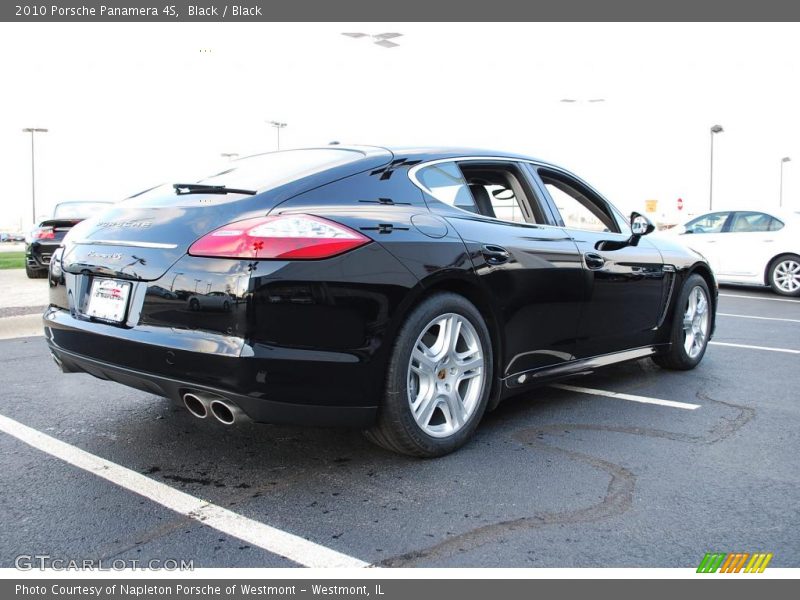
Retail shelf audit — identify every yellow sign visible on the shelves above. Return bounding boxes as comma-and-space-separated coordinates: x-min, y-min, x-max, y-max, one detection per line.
645, 199, 658, 213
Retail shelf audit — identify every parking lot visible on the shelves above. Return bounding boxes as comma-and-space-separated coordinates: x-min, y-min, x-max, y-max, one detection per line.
1, 270, 798, 568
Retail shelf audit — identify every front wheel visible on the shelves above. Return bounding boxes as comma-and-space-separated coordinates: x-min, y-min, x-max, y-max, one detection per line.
653, 273, 713, 370
768, 254, 800, 297
365, 292, 493, 458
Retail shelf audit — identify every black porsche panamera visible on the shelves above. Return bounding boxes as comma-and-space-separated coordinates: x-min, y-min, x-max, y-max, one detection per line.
45, 146, 717, 457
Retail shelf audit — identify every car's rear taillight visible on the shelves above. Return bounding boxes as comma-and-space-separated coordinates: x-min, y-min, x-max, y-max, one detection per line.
34, 226, 55, 240
188, 214, 371, 260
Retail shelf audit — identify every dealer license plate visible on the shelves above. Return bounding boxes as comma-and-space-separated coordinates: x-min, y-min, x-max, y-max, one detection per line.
85, 278, 131, 323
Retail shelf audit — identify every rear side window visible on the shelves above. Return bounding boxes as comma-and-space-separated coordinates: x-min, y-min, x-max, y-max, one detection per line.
415, 162, 479, 213
729, 211, 784, 232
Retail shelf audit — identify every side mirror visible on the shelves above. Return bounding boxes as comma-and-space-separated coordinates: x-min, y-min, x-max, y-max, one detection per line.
630, 212, 655, 237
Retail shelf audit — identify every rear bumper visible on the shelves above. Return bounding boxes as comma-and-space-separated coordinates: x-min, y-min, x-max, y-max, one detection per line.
44, 309, 378, 428
26, 242, 58, 270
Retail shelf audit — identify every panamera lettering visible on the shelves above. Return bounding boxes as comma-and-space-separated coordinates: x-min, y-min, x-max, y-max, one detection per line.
96, 221, 153, 229
87, 252, 123, 261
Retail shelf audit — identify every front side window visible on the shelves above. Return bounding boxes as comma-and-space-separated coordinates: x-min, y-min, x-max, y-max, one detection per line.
685, 212, 731, 234
728, 211, 784, 233
538, 169, 619, 233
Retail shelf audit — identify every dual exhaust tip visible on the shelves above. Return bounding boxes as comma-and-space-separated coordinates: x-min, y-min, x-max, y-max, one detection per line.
182, 392, 243, 426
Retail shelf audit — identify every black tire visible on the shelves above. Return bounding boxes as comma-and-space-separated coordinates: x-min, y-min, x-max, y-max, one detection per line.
767, 253, 800, 297
364, 292, 494, 458
189, 298, 200, 311
25, 264, 47, 279
652, 273, 712, 370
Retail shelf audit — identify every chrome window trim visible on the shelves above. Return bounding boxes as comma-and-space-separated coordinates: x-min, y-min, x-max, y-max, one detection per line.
71, 239, 178, 250
408, 156, 629, 234
408, 156, 559, 228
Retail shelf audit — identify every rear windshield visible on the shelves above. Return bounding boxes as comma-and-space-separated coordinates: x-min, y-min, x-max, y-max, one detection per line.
200, 149, 364, 190
128, 149, 366, 203
53, 202, 112, 219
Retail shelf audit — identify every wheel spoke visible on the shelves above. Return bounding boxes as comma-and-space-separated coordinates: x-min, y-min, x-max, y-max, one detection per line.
412, 388, 438, 427
448, 318, 463, 354
695, 294, 707, 316
411, 344, 437, 374
443, 392, 467, 429
456, 354, 483, 373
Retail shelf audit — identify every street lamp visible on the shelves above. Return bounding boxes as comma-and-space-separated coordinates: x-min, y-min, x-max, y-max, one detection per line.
22, 127, 48, 224
267, 120, 287, 150
780, 157, 791, 207
220, 152, 239, 161
709, 124, 724, 211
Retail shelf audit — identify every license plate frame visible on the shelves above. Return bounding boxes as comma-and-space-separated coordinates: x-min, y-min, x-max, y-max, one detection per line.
84, 278, 132, 323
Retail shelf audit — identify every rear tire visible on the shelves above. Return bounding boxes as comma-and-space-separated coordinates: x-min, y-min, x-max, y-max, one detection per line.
25, 264, 47, 279
364, 292, 493, 458
653, 273, 712, 370
767, 253, 800, 297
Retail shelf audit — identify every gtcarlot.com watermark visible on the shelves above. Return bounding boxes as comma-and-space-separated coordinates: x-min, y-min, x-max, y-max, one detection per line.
15, 554, 194, 571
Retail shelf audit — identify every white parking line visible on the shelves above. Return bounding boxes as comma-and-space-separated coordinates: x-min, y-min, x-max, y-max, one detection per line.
720, 293, 800, 304
709, 341, 800, 354
0, 413, 369, 569
718, 313, 800, 324
550, 384, 700, 410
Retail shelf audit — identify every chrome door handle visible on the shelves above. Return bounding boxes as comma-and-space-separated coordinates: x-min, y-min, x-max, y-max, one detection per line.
584, 252, 605, 270
481, 245, 510, 265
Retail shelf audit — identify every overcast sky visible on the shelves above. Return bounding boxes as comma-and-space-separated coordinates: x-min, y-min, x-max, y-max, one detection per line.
1, 22, 799, 229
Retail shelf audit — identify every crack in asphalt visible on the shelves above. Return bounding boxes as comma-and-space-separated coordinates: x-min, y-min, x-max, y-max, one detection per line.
379, 390, 755, 567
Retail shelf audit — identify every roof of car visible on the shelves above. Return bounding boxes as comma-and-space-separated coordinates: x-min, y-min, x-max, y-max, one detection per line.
322, 144, 553, 165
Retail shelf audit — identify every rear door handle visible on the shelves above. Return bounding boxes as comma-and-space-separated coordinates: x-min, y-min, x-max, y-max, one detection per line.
481, 244, 510, 265
584, 252, 605, 270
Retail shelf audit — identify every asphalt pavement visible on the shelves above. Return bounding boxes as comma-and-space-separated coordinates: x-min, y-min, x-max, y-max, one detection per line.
0, 279, 797, 568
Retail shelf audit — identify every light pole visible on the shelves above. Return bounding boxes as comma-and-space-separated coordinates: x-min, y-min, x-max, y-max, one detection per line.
22, 127, 48, 224
220, 152, 239, 161
169, 272, 184, 292
780, 157, 791, 207
708, 124, 724, 211
268, 120, 287, 150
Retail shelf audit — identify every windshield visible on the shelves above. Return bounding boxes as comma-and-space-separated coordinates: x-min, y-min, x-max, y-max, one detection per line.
53, 202, 112, 219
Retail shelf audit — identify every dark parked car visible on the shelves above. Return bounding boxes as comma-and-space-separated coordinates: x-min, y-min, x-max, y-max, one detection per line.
26, 201, 112, 278
45, 147, 717, 456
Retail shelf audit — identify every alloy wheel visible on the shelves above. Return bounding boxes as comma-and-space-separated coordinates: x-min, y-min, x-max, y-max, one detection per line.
683, 285, 710, 359
773, 259, 800, 294
407, 313, 485, 438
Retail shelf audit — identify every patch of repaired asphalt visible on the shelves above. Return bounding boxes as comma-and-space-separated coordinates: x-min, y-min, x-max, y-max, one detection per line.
379, 391, 755, 566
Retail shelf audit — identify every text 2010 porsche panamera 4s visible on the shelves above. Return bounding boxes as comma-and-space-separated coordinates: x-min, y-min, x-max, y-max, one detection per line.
45, 146, 717, 457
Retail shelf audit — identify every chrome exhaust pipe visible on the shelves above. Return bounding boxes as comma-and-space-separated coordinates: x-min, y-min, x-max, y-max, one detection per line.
209, 399, 243, 426
182, 392, 211, 419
